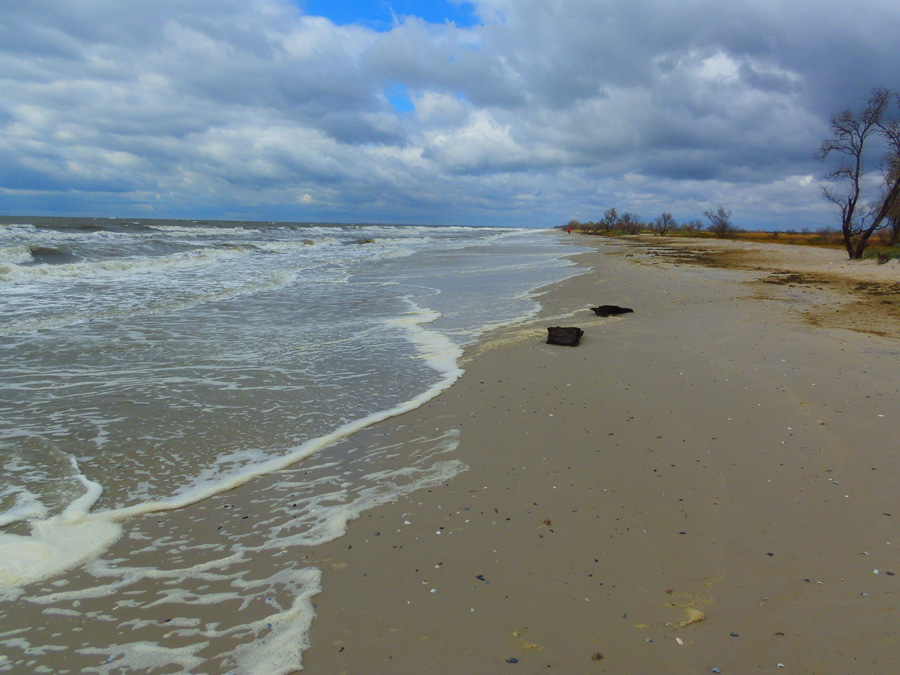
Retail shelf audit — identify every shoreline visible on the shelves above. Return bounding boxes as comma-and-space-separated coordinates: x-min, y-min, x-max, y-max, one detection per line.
301, 235, 900, 673
0, 225, 582, 673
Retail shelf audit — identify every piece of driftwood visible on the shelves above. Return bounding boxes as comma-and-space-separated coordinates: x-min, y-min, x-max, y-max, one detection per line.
590, 305, 634, 317
547, 326, 584, 346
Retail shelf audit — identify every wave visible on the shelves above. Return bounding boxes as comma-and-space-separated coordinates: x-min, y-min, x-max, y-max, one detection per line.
0, 245, 33, 265
28, 245, 78, 264
0, 223, 38, 235
0, 245, 254, 284
147, 224, 254, 237
245, 237, 340, 254
0, 269, 298, 335
0, 244, 81, 269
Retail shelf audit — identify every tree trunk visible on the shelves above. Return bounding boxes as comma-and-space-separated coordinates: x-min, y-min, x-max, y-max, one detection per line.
844, 231, 855, 259
852, 232, 873, 259
850, 177, 900, 258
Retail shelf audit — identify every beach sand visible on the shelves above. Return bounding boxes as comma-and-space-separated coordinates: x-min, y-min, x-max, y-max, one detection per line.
301, 235, 900, 674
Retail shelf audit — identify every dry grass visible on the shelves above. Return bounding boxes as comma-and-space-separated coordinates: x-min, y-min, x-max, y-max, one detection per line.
610, 236, 900, 340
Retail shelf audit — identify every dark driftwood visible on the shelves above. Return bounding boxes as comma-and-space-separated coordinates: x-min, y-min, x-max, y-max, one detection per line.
590, 305, 634, 317
547, 326, 584, 346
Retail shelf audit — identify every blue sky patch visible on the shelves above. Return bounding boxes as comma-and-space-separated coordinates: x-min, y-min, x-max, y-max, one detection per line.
385, 83, 415, 112
298, 0, 478, 29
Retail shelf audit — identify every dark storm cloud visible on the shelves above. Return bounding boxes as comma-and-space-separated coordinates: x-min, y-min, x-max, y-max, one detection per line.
1, 0, 898, 227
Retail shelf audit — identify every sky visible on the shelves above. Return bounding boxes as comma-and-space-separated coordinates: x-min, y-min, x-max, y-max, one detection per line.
1, 0, 898, 229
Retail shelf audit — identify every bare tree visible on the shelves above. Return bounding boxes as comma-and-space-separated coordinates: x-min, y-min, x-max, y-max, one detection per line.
683, 218, 703, 234
704, 206, 733, 238
619, 212, 642, 234
882, 157, 900, 246
817, 88, 900, 259
654, 212, 676, 235
600, 208, 618, 233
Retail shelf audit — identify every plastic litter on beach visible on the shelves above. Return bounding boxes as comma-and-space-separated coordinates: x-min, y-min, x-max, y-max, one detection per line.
673, 606, 706, 629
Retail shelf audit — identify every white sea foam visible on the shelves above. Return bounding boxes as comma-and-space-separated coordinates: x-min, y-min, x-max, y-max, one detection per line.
76, 641, 208, 674
0, 493, 48, 528
387, 298, 465, 376
0, 268, 298, 335
0, 459, 121, 591
256, 431, 463, 549
0, 245, 33, 265
249, 237, 339, 253
0, 223, 38, 235
147, 224, 248, 237
62, 567, 322, 675
0, 245, 252, 284
226, 568, 322, 675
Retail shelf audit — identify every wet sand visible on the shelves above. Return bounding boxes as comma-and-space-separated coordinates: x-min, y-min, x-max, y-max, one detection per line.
301, 235, 900, 674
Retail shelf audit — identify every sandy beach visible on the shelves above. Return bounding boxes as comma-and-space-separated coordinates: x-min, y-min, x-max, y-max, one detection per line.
301, 234, 900, 674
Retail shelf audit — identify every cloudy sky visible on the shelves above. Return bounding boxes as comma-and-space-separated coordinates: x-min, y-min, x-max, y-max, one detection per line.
1, 0, 898, 229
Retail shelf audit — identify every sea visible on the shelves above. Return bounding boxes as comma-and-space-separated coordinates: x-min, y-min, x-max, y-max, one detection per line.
0, 217, 582, 673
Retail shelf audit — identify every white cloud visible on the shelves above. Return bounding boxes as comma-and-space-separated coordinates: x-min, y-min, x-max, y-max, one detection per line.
426, 110, 522, 169
695, 52, 741, 84
413, 91, 469, 126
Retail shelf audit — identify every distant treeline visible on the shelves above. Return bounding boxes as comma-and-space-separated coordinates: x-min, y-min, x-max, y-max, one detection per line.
559, 206, 738, 238
558, 206, 899, 249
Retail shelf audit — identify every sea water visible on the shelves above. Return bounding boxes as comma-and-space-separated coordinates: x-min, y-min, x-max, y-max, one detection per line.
0, 217, 582, 673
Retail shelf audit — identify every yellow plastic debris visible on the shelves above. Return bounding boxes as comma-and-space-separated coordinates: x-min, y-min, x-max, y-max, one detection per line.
674, 607, 706, 629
